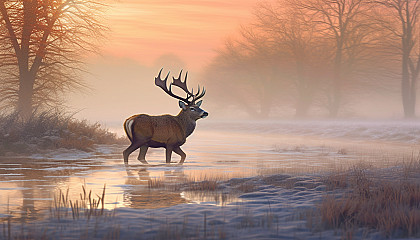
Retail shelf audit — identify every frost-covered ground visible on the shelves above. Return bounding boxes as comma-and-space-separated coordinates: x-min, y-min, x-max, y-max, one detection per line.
6, 174, 329, 239
1, 120, 420, 239
201, 120, 420, 144
7, 170, 420, 240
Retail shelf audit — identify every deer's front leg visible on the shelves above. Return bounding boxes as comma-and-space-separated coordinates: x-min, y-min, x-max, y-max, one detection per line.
165, 146, 173, 164
173, 146, 186, 165
137, 145, 149, 164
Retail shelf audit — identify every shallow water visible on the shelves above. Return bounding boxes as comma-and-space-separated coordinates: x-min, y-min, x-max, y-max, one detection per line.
0, 122, 419, 221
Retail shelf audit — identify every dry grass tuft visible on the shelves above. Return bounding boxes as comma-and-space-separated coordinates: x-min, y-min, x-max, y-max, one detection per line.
51, 183, 113, 220
323, 172, 348, 190
148, 178, 166, 189
321, 182, 420, 238
147, 175, 225, 192
319, 161, 420, 238
186, 178, 220, 191
402, 152, 420, 177
337, 148, 348, 155
2, 184, 117, 239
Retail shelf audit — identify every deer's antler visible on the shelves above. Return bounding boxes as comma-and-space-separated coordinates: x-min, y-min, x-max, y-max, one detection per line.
155, 68, 206, 105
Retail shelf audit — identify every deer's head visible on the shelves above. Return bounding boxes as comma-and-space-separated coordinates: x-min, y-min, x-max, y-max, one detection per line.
155, 68, 208, 120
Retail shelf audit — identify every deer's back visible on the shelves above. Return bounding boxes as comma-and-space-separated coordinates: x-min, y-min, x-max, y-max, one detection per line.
125, 114, 185, 147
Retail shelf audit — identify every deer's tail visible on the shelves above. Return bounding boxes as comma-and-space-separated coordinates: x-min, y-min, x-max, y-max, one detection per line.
124, 118, 135, 142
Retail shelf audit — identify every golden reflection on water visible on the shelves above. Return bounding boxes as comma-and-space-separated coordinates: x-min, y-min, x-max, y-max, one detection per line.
0, 129, 418, 221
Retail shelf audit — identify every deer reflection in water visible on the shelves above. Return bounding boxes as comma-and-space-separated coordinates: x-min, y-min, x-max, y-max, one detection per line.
123, 166, 241, 208
123, 166, 188, 208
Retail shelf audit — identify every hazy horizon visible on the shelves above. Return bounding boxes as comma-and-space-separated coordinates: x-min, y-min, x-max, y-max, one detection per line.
66, 0, 420, 126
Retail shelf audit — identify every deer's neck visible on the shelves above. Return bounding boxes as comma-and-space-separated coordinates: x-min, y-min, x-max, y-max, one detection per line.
176, 111, 196, 138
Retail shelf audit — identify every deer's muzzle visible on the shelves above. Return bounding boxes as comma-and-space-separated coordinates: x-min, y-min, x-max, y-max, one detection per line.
201, 112, 208, 118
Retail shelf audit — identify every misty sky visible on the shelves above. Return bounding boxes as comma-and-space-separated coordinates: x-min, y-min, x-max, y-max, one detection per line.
68, 0, 408, 127
68, 0, 259, 127
104, 0, 258, 70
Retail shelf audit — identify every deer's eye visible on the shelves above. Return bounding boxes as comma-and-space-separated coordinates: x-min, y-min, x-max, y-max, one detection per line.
190, 107, 195, 111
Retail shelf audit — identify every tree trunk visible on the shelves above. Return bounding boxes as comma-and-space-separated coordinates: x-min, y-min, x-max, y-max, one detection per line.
258, 88, 272, 119
400, 1, 417, 119
294, 61, 312, 118
406, 70, 417, 118
402, 44, 413, 118
251, 76, 274, 119
295, 82, 312, 118
329, 44, 343, 118
295, 95, 310, 118
17, 71, 35, 120
15, 1, 37, 120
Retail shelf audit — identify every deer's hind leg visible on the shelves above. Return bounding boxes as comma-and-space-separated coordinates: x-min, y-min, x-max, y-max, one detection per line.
137, 145, 149, 164
123, 138, 149, 164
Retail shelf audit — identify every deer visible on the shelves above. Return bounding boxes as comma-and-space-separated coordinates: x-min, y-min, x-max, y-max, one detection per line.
123, 68, 208, 165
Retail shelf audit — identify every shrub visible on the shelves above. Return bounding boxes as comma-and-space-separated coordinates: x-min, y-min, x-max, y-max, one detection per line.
0, 110, 123, 154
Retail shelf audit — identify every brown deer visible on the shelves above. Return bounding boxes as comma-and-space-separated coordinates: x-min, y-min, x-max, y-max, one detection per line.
123, 69, 208, 165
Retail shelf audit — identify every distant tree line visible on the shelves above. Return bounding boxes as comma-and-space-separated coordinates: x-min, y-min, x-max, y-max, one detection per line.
203, 0, 420, 119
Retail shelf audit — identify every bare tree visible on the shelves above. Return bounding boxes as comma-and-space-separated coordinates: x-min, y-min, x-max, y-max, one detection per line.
376, 0, 420, 118
0, 0, 106, 119
203, 27, 289, 118
203, 0, 387, 118
254, 0, 328, 117
295, 0, 376, 117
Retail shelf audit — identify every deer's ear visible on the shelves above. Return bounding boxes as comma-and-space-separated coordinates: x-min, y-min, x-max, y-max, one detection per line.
196, 100, 203, 107
179, 101, 187, 110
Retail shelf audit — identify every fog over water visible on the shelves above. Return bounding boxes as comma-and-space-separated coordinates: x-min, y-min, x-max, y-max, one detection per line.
66, 54, 410, 131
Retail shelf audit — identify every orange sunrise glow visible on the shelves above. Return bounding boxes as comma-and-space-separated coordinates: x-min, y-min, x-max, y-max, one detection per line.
105, 0, 258, 70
